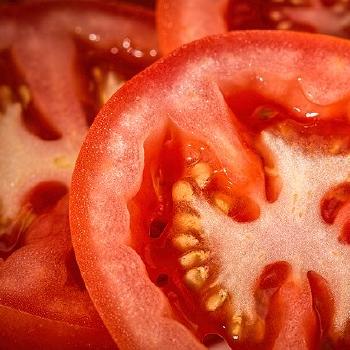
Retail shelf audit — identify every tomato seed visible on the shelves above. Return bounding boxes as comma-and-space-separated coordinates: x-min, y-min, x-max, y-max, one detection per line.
179, 250, 209, 269
172, 234, 199, 251
184, 266, 209, 290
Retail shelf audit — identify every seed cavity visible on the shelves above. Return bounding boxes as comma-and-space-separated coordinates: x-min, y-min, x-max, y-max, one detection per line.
155, 273, 169, 287
184, 266, 209, 290
172, 180, 193, 202
205, 289, 228, 312
179, 250, 209, 269
172, 233, 199, 251
149, 218, 167, 238
190, 162, 212, 188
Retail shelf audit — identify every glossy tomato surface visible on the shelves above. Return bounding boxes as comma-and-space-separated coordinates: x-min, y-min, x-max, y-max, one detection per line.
157, 0, 350, 54
0, 0, 158, 347
71, 31, 350, 349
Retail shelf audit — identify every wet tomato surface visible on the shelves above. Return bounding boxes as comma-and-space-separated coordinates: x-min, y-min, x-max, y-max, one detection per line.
70, 31, 350, 349
0, 0, 158, 347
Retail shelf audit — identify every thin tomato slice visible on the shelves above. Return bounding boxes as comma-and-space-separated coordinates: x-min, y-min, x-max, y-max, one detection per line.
70, 31, 350, 349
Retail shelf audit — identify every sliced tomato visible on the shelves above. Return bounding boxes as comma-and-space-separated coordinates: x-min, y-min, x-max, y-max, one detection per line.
0, 0, 158, 347
0, 196, 116, 349
157, 0, 350, 54
0, 0, 158, 248
70, 31, 350, 349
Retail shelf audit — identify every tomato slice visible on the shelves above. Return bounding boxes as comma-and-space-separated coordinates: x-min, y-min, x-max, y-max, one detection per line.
71, 31, 350, 349
0, 196, 116, 349
157, 0, 350, 54
0, 0, 158, 249
0, 0, 158, 347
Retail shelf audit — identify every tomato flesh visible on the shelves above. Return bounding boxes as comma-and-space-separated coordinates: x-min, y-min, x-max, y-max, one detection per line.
70, 32, 350, 350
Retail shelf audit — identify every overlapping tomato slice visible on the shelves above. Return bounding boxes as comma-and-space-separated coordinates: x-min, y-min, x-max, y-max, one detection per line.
0, 0, 158, 347
71, 31, 350, 349
157, 0, 350, 54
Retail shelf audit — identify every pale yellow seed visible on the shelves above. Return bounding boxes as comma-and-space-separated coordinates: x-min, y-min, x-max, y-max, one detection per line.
213, 192, 232, 215
230, 315, 243, 340
18, 85, 31, 107
179, 250, 209, 268
205, 289, 228, 312
184, 266, 209, 290
190, 162, 212, 188
173, 212, 201, 232
100, 71, 124, 104
269, 10, 283, 21
277, 20, 292, 30
54, 156, 72, 169
172, 234, 199, 251
172, 180, 193, 202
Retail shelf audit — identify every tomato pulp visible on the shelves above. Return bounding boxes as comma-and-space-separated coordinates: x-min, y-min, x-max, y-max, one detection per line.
70, 31, 350, 349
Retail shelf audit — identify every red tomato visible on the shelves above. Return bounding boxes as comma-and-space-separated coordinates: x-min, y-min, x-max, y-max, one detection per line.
0, 196, 116, 349
71, 31, 350, 349
0, 0, 158, 247
157, 0, 350, 54
0, 0, 158, 347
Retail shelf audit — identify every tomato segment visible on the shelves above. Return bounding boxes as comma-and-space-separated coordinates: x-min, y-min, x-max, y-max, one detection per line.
0, 0, 158, 252
71, 32, 350, 349
0, 196, 116, 348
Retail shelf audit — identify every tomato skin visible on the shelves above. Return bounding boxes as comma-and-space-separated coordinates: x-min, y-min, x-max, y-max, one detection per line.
71, 31, 350, 349
0, 196, 116, 349
156, 0, 228, 54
